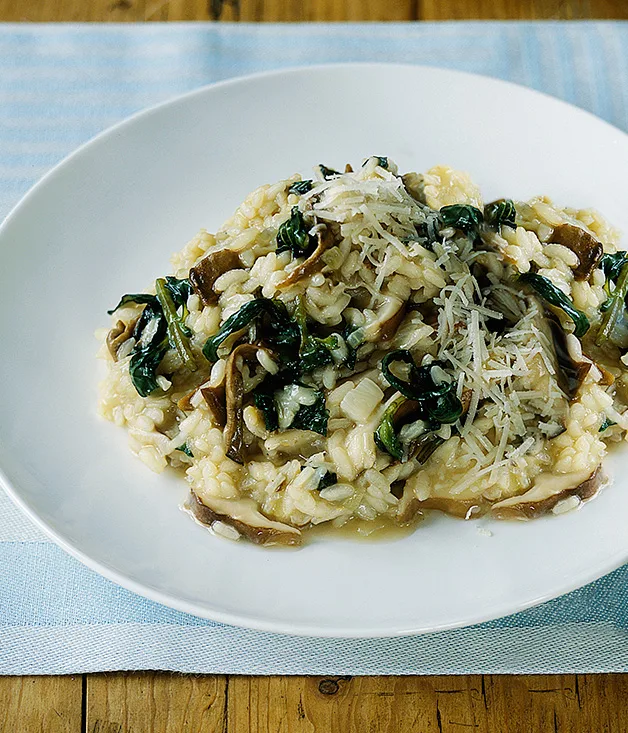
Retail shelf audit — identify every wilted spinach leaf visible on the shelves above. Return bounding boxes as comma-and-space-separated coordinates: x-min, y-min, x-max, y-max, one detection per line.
380, 350, 462, 425
440, 204, 484, 234
276, 206, 314, 258
317, 471, 338, 490
290, 390, 329, 436
484, 199, 516, 229
520, 272, 590, 338
318, 164, 340, 180
202, 298, 300, 363
108, 293, 159, 315
288, 180, 314, 195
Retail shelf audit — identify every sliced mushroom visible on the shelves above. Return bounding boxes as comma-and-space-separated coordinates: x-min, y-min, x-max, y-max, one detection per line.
189, 249, 242, 306
201, 385, 227, 428
550, 223, 603, 281
279, 226, 334, 287
416, 497, 485, 519
395, 490, 423, 525
546, 313, 591, 399
363, 295, 406, 342
106, 318, 137, 361
186, 490, 302, 547
224, 344, 255, 464
491, 467, 602, 520
223, 343, 274, 464
344, 163, 353, 173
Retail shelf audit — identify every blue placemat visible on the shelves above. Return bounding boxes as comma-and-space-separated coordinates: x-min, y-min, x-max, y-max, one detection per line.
2, 21, 628, 675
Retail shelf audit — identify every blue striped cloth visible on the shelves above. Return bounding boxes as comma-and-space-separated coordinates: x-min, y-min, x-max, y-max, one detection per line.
2, 21, 628, 675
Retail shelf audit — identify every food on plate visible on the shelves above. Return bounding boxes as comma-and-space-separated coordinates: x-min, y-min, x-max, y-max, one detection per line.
97, 157, 628, 546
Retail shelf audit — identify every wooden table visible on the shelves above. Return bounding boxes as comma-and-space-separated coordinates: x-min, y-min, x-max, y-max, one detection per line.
2, 1, 628, 731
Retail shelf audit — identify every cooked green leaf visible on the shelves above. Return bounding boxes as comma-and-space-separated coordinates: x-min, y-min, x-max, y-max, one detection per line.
176, 443, 194, 457
599, 417, 616, 432
290, 391, 329, 436
276, 206, 313, 258
317, 471, 338, 490
484, 199, 516, 229
380, 351, 463, 425
439, 204, 484, 234
600, 252, 628, 284
202, 298, 300, 363
107, 293, 158, 315
318, 164, 340, 180
520, 272, 590, 338
155, 278, 197, 371
596, 261, 628, 347
374, 396, 406, 461
129, 342, 168, 398
295, 295, 337, 373
288, 180, 313, 195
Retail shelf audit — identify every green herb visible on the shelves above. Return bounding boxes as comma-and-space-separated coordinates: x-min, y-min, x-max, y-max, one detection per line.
176, 443, 194, 457
276, 206, 313, 258
520, 273, 590, 338
290, 390, 329, 436
439, 204, 484, 234
484, 199, 516, 229
318, 164, 340, 180
107, 293, 159, 315
288, 179, 314, 195
374, 396, 406, 461
202, 298, 300, 363
596, 261, 628, 347
599, 417, 616, 432
380, 351, 463, 425
155, 278, 197, 371
317, 471, 338, 490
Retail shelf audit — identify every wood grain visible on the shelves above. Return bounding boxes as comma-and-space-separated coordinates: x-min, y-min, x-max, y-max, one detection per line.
2, 0, 628, 21
0, 675, 82, 733
86, 672, 228, 732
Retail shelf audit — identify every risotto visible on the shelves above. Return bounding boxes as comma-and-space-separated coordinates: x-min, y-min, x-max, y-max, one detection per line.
97, 157, 628, 546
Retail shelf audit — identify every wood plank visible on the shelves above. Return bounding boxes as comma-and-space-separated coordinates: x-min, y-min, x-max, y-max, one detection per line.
85, 672, 228, 733
226, 674, 628, 732
0, 675, 82, 733
420, 0, 628, 20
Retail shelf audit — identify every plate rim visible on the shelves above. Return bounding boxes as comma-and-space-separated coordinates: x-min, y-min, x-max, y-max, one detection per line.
2, 61, 628, 638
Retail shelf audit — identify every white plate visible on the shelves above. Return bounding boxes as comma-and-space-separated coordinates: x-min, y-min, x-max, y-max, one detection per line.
2, 63, 628, 638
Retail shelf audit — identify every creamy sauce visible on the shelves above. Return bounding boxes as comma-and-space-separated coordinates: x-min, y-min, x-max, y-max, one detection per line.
307, 514, 423, 543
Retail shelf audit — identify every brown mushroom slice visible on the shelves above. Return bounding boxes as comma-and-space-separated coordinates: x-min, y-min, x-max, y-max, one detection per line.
201, 385, 227, 428
106, 318, 137, 361
416, 497, 485, 519
491, 467, 602, 520
363, 295, 406, 342
279, 226, 334, 287
395, 489, 423, 525
224, 343, 274, 464
224, 344, 256, 464
186, 490, 302, 547
189, 249, 242, 305
344, 163, 353, 173
550, 223, 603, 281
